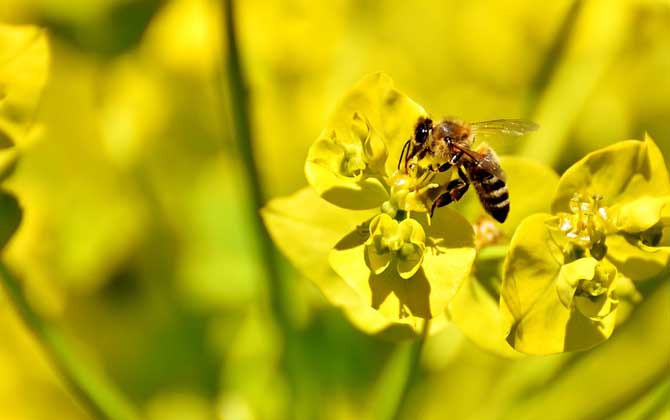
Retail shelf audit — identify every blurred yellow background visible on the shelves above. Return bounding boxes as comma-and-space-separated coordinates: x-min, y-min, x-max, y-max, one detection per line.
0, 0, 668, 419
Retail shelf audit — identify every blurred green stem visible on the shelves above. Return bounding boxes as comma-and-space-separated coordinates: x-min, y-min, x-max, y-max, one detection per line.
221, 0, 298, 414
221, 0, 291, 333
0, 264, 140, 420
521, 0, 628, 166
370, 320, 429, 420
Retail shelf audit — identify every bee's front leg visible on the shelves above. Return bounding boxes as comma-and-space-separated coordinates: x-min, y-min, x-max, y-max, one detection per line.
430, 177, 470, 216
437, 162, 452, 172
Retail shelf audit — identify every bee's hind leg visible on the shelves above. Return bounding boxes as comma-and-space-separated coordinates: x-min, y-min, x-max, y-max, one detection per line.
430, 178, 469, 217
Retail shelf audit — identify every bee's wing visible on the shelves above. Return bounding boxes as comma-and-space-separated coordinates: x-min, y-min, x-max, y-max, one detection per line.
470, 119, 539, 137
471, 143, 506, 181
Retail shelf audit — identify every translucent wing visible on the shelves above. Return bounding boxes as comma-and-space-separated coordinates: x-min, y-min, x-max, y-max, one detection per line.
470, 142, 506, 180
470, 119, 539, 137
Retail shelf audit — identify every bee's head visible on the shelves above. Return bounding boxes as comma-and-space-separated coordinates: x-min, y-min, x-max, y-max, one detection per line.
413, 118, 433, 145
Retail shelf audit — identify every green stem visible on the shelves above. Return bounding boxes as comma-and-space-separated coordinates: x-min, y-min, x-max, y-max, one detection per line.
0, 263, 140, 420
370, 320, 429, 420
221, 0, 290, 332
220, 0, 298, 413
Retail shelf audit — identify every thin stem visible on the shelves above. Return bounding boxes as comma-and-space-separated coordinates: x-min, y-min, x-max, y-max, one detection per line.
221, 0, 290, 332
391, 320, 429, 420
220, 0, 298, 414
0, 263, 140, 420
369, 320, 430, 420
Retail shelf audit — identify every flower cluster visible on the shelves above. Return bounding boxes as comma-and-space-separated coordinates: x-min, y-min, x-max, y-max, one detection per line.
264, 74, 476, 337
263, 74, 670, 352
502, 135, 670, 353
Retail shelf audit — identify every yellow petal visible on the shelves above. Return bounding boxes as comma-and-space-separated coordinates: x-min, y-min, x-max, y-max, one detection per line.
305, 73, 426, 209
502, 214, 616, 354
420, 207, 476, 317
555, 257, 598, 309
552, 136, 670, 213
612, 195, 670, 233
261, 187, 377, 308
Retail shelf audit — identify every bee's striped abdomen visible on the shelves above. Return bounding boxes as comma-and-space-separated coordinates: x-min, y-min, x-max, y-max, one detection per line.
472, 172, 509, 223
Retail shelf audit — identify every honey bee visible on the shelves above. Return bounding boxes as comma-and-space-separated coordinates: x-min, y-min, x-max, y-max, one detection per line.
399, 117, 539, 222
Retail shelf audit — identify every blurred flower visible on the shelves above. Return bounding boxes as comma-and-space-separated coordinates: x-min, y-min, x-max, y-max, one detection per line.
265, 74, 476, 337
502, 135, 670, 354
0, 24, 48, 148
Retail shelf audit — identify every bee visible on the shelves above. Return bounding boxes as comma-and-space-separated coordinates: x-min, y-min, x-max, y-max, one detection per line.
398, 117, 539, 223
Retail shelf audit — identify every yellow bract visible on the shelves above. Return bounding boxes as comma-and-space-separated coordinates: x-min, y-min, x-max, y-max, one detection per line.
305, 73, 426, 210
446, 157, 559, 358
265, 74, 477, 337
502, 136, 670, 354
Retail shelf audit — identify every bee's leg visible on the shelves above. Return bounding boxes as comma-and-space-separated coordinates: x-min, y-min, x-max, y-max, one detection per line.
449, 151, 464, 165
430, 178, 470, 217
437, 162, 452, 172
457, 165, 469, 182
398, 139, 411, 170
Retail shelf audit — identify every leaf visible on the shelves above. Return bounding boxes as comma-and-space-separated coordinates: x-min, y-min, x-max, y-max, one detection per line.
0, 24, 49, 146
501, 214, 616, 354
552, 135, 670, 213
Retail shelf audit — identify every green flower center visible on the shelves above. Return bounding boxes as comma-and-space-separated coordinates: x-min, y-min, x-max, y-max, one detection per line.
341, 145, 367, 177
551, 193, 615, 260
382, 166, 439, 216
365, 214, 426, 279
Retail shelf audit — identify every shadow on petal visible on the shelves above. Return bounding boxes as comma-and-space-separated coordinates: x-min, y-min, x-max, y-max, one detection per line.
563, 309, 615, 351
369, 268, 432, 320
333, 221, 370, 250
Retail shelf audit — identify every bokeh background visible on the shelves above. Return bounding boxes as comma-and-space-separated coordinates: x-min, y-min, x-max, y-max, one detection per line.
0, 0, 669, 419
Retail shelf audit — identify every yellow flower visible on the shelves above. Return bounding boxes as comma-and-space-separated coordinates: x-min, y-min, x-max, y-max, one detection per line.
502, 135, 669, 354
264, 74, 476, 337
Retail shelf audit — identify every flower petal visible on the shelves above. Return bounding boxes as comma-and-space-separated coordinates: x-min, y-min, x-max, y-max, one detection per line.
419, 208, 476, 317
305, 130, 389, 210
555, 257, 598, 309
612, 195, 670, 233
501, 214, 616, 354
365, 243, 393, 275
447, 272, 522, 358
396, 244, 424, 279
605, 234, 669, 281
305, 73, 426, 209
261, 187, 377, 307
552, 135, 670, 213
